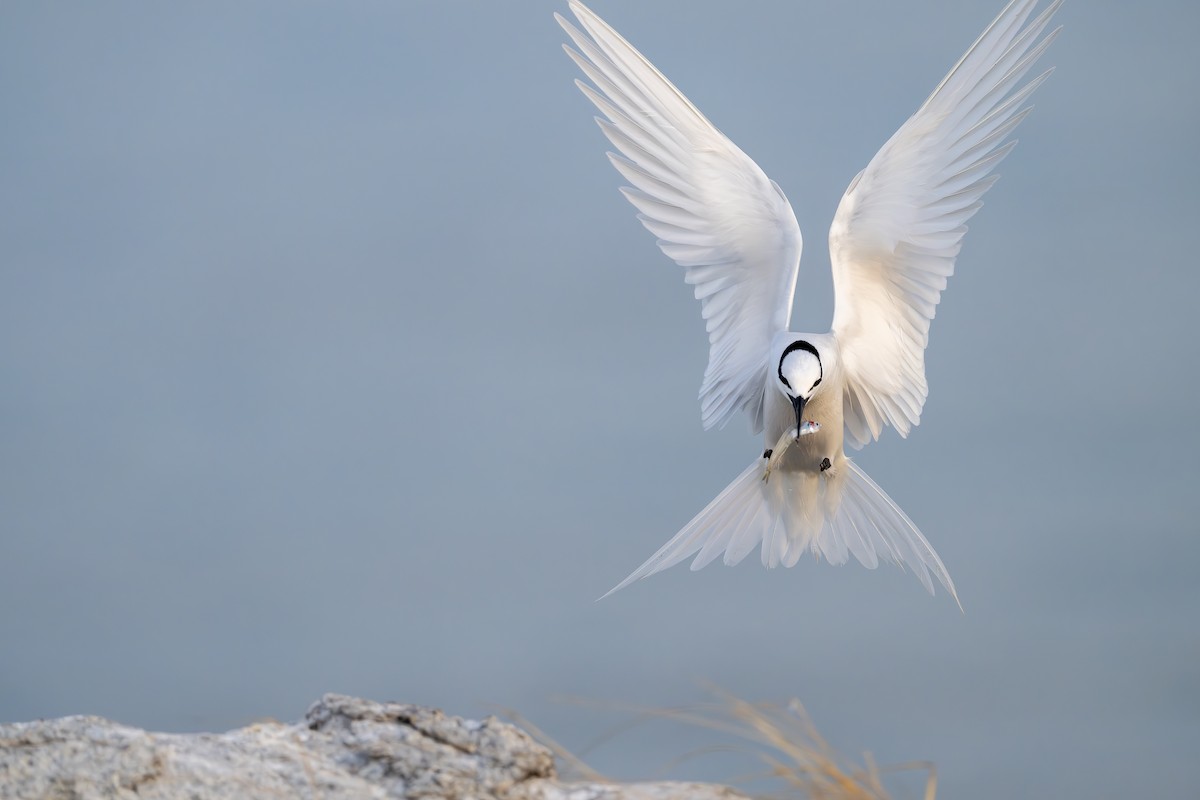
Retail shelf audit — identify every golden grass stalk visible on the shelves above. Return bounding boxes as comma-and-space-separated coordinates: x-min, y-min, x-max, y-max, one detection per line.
510, 687, 937, 800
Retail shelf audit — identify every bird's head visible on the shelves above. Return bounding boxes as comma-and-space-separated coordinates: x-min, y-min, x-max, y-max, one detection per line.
775, 339, 823, 436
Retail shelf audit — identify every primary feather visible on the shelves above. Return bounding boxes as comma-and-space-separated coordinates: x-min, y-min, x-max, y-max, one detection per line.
556, 1, 803, 432
830, 0, 1063, 448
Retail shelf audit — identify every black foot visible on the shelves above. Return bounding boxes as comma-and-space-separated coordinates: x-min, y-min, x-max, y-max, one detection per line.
819, 457, 832, 472
762, 449, 773, 460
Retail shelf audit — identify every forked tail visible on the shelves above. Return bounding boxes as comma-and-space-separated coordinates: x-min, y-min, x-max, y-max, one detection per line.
601, 457, 959, 606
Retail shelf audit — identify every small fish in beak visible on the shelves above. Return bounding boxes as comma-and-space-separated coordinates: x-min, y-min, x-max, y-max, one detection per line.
790, 395, 820, 438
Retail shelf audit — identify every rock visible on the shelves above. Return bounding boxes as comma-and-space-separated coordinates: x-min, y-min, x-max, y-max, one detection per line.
0, 694, 747, 800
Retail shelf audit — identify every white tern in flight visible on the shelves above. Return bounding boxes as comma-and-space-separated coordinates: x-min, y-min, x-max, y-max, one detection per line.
556, 0, 1062, 604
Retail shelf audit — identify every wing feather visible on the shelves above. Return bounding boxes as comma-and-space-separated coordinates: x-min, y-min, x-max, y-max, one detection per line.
558, 1, 803, 431
830, 0, 1062, 448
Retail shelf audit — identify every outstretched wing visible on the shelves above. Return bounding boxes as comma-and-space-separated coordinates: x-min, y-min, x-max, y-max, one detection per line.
557, 1, 803, 432
830, 0, 1062, 449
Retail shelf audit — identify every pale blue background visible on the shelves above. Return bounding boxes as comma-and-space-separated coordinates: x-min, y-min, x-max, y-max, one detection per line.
3, 2, 1197, 798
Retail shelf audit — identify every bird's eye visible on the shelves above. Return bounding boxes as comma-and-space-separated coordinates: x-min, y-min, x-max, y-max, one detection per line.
811, 378, 821, 389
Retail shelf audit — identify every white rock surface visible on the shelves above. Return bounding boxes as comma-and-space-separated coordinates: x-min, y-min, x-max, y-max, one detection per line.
0, 694, 746, 800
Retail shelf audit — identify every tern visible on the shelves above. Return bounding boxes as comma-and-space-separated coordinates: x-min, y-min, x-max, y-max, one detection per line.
556, 1, 1061, 604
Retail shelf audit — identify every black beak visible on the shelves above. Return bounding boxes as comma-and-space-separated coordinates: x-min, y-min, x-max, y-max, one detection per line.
791, 394, 806, 437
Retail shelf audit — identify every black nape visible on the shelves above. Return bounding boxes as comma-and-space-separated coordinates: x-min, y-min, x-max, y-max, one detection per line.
778, 339, 823, 389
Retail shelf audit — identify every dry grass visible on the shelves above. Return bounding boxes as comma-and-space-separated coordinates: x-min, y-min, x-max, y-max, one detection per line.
507, 687, 936, 800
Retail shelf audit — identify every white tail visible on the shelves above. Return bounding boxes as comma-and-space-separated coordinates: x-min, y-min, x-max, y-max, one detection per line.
601, 457, 959, 606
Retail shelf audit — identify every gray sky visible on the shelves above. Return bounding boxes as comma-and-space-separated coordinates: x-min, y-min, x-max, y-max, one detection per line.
2, 2, 1197, 797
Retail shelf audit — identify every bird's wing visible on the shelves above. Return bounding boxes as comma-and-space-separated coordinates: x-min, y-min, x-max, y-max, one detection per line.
829, 0, 1061, 449
557, 1, 803, 433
